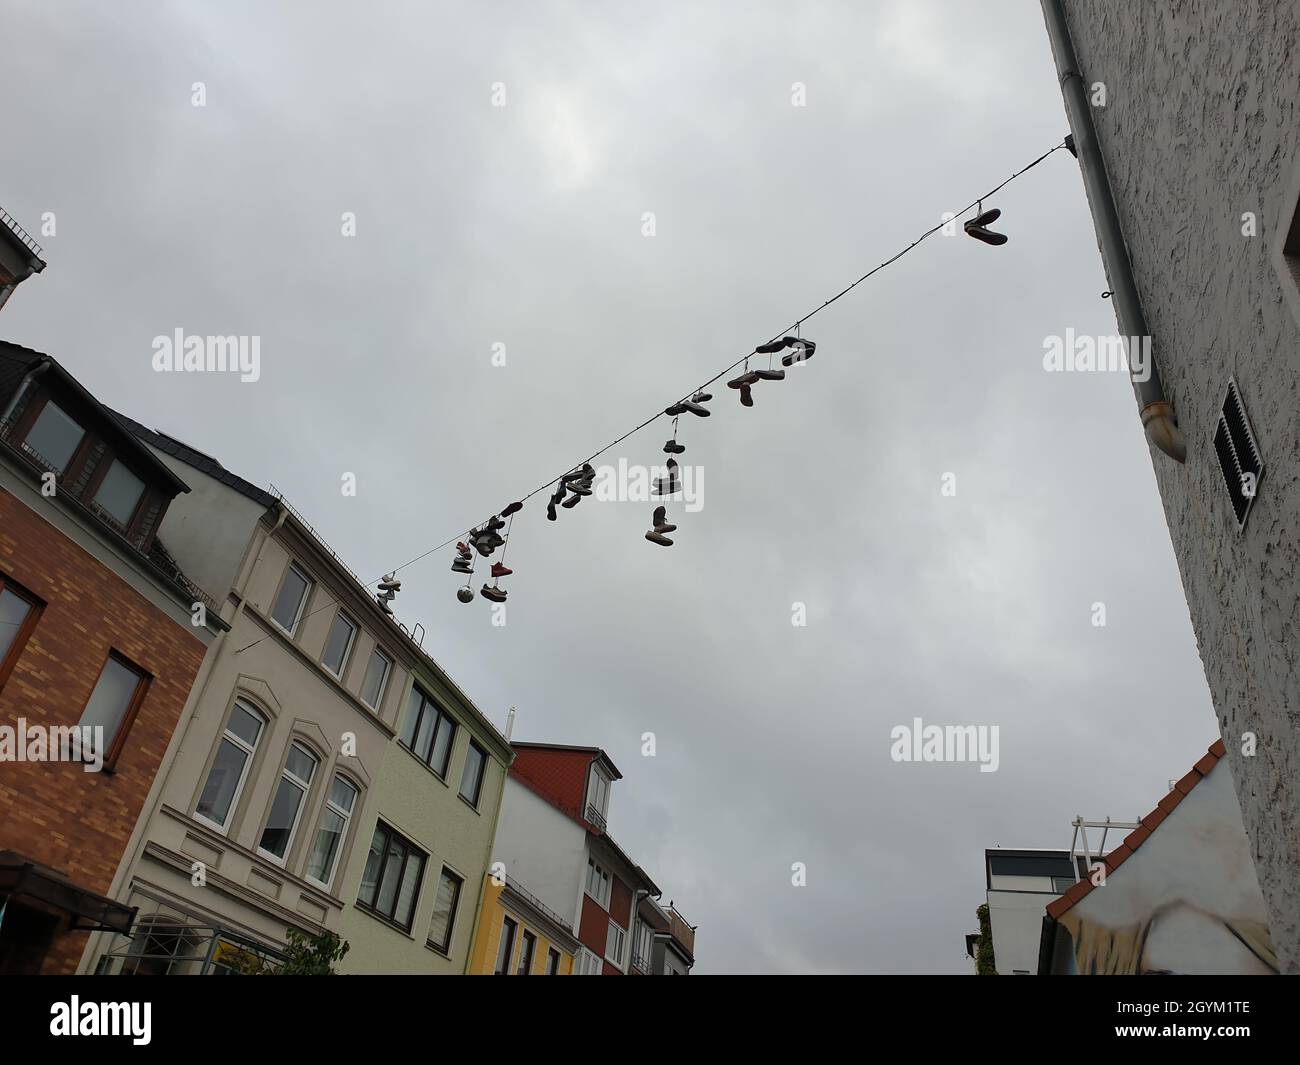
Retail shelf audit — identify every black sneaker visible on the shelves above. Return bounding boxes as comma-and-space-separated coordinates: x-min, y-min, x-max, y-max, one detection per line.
781, 339, 816, 366
481, 584, 507, 603
663, 439, 686, 454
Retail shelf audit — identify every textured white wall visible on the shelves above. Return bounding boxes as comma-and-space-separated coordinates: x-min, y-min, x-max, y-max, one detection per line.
493, 777, 589, 926
1071, 760, 1273, 973
1056, 0, 1300, 969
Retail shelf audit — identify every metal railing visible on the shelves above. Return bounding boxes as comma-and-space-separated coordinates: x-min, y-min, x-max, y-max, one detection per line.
1068, 816, 1142, 883
0, 205, 43, 257
96, 919, 286, 976
629, 951, 651, 974
505, 875, 575, 938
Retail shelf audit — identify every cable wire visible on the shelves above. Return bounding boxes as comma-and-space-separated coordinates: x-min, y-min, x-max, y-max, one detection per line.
235, 139, 1067, 653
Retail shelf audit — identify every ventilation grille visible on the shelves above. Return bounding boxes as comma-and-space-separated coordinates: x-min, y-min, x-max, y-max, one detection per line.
1213, 377, 1263, 531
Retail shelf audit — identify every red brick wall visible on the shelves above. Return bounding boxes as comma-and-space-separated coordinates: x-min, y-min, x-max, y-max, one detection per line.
510, 747, 593, 822
609, 874, 631, 928
0, 489, 206, 973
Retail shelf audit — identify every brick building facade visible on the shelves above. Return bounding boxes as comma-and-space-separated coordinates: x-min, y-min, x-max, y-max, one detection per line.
0, 343, 219, 973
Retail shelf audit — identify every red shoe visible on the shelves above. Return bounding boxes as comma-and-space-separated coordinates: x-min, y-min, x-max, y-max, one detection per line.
491, 562, 513, 578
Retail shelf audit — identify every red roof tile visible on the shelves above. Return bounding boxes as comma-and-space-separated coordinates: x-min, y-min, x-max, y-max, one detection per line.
1045, 739, 1225, 920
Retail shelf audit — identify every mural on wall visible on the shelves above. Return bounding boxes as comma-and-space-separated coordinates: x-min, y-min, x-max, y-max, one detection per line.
1059, 901, 1276, 975
1053, 749, 1277, 976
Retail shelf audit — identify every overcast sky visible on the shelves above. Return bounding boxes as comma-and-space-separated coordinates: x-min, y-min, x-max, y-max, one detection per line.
0, 0, 1218, 973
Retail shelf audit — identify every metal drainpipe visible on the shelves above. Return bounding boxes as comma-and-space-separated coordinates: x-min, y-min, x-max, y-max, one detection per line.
0, 357, 51, 426
1040, 0, 1187, 463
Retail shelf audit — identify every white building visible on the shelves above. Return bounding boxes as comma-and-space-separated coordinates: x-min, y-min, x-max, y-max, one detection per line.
1040, 0, 1300, 969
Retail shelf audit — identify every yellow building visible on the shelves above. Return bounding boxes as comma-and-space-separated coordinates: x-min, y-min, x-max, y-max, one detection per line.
469, 876, 578, 974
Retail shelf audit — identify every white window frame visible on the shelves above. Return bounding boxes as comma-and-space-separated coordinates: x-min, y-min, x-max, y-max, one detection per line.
271, 563, 313, 637
256, 740, 318, 866
576, 946, 602, 975
320, 610, 358, 679
586, 766, 610, 820
605, 920, 626, 969
586, 858, 611, 908
304, 773, 358, 890
360, 647, 393, 711
633, 919, 654, 966
193, 699, 265, 834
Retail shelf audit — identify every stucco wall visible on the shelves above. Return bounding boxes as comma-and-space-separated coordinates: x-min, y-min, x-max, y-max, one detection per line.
493, 777, 590, 929
145, 449, 268, 601
467, 879, 575, 974
1065, 760, 1274, 974
336, 731, 505, 974
1055, 0, 1300, 970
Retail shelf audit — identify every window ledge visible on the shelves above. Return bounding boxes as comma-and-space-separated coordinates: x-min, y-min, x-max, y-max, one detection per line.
355, 902, 416, 940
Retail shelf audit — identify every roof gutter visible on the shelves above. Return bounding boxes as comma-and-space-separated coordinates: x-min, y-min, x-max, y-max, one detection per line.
1040, 0, 1187, 463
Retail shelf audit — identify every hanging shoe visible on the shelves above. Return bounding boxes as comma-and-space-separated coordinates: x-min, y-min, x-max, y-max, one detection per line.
561, 492, 582, 509
681, 390, 712, 417
457, 585, 475, 603
729, 371, 758, 407
652, 459, 681, 496
755, 338, 788, 355
452, 558, 473, 574
491, 561, 512, 578
651, 506, 677, 534
754, 368, 785, 381
456, 541, 473, 559
964, 207, 1007, 246
664, 400, 688, 416
481, 584, 508, 603
663, 439, 685, 455
501, 500, 523, 517
566, 480, 594, 497
645, 529, 674, 546
781, 339, 816, 367
547, 499, 558, 521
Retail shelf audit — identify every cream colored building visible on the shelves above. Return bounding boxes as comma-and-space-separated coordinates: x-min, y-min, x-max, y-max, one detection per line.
81, 416, 511, 974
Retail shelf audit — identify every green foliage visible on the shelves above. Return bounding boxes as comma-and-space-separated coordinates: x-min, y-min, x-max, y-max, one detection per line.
975, 903, 996, 976
227, 929, 350, 975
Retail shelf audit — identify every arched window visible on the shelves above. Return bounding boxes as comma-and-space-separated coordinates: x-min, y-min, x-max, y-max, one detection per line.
257, 741, 320, 863
195, 698, 266, 831
305, 773, 359, 889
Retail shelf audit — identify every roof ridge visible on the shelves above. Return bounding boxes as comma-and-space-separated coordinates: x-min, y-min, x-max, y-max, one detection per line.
1046, 739, 1226, 920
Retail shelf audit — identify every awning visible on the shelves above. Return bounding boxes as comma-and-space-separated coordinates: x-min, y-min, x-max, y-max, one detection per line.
0, 850, 136, 935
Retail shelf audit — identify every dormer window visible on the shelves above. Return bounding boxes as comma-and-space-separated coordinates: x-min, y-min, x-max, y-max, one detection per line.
586, 766, 610, 827
22, 398, 84, 472
93, 459, 146, 528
